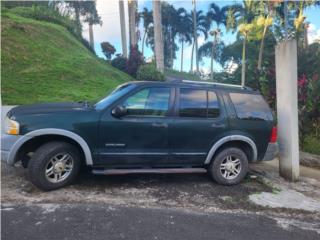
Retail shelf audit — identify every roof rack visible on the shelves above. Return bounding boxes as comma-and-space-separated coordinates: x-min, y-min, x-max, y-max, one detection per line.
181, 80, 246, 89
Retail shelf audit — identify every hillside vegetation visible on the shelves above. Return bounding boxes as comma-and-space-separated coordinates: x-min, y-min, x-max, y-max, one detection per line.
1, 11, 131, 105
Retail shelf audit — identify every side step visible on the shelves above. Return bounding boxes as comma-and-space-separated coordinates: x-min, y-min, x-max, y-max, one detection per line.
92, 168, 207, 175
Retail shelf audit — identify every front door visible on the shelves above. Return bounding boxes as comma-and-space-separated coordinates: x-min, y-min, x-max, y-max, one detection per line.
97, 86, 173, 167
168, 88, 227, 166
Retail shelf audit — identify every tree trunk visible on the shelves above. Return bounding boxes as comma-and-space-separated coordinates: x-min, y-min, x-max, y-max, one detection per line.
303, 24, 309, 49
119, 0, 128, 58
142, 29, 147, 57
190, 41, 194, 72
192, 1, 199, 74
257, 26, 267, 71
180, 41, 184, 72
153, 0, 164, 72
128, 0, 137, 47
241, 36, 246, 86
89, 23, 94, 50
210, 37, 216, 81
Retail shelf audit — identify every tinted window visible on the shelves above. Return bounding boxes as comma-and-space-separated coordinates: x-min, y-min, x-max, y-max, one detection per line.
123, 87, 170, 116
179, 89, 207, 118
229, 93, 272, 120
95, 83, 135, 110
208, 91, 220, 118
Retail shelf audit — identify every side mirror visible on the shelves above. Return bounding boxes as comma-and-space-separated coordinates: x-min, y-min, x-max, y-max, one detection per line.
111, 105, 127, 118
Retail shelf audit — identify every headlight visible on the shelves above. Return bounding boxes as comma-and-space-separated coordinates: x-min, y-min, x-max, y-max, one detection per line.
5, 116, 20, 135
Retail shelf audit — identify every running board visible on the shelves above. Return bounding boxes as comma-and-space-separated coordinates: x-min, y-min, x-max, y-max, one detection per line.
92, 168, 207, 175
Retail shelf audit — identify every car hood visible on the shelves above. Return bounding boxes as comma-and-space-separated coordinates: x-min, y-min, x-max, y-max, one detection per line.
7, 102, 90, 118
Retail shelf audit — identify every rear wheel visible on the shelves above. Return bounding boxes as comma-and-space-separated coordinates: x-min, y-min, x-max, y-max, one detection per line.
28, 141, 81, 191
208, 147, 248, 185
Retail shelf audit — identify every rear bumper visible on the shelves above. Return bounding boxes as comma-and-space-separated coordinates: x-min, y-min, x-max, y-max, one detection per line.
261, 142, 279, 161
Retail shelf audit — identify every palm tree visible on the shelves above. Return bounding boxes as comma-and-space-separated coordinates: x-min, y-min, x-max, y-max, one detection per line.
119, 0, 128, 57
153, 0, 164, 72
128, 0, 138, 47
189, 10, 209, 73
140, 8, 153, 57
207, 3, 229, 80
192, 0, 199, 73
227, 0, 258, 86
176, 8, 192, 72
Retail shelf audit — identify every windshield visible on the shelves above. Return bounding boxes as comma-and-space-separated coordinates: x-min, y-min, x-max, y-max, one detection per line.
94, 83, 136, 110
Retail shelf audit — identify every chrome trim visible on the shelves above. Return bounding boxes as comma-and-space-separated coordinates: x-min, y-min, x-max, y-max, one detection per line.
204, 135, 258, 165
172, 152, 207, 155
100, 152, 167, 155
7, 129, 93, 166
105, 143, 126, 147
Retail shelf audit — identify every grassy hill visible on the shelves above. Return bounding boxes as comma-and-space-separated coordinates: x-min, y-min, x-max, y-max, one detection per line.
1, 11, 131, 105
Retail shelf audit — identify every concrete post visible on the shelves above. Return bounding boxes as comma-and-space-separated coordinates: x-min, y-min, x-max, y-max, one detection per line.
275, 40, 300, 181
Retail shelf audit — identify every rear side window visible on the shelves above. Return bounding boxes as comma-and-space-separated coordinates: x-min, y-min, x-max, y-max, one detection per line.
229, 93, 272, 120
179, 88, 220, 118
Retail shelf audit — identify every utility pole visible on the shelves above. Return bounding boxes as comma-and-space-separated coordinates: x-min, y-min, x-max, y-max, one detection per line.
119, 0, 128, 57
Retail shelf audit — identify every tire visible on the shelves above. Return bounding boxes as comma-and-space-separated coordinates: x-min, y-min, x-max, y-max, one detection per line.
28, 141, 81, 191
208, 147, 248, 185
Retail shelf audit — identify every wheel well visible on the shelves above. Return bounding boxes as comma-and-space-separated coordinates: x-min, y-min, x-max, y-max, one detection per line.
211, 140, 254, 163
16, 135, 86, 166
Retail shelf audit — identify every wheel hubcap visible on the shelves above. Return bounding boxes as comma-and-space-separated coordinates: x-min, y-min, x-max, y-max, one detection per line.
220, 155, 241, 180
45, 153, 73, 183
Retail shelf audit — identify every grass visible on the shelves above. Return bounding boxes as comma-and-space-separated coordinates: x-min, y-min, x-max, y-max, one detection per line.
164, 68, 201, 81
1, 11, 132, 105
303, 135, 320, 155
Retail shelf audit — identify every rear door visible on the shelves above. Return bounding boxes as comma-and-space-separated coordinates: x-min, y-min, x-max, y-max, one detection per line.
168, 87, 227, 166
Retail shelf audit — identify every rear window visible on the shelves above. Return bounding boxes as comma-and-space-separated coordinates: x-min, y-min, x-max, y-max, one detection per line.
179, 88, 220, 118
229, 93, 272, 121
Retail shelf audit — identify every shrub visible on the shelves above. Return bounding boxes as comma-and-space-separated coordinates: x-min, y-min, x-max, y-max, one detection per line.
111, 55, 127, 73
137, 64, 165, 81
126, 45, 143, 77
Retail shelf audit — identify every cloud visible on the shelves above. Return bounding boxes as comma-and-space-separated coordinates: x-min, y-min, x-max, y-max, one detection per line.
308, 23, 320, 44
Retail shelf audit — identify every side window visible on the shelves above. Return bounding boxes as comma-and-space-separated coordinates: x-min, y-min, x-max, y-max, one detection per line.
123, 87, 171, 116
179, 88, 207, 118
229, 93, 272, 120
208, 91, 220, 118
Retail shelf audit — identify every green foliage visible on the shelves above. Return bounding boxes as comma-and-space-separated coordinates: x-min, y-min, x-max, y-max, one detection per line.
137, 64, 165, 81
126, 45, 144, 78
5, 6, 96, 53
100, 42, 116, 60
1, 12, 131, 105
303, 135, 320, 155
111, 55, 128, 73
164, 69, 201, 81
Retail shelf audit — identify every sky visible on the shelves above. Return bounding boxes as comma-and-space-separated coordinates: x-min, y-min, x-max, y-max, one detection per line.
83, 0, 320, 73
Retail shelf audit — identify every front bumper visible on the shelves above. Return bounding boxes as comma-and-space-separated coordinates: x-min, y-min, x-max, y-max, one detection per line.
1, 134, 23, 164
261, 142, 279, 161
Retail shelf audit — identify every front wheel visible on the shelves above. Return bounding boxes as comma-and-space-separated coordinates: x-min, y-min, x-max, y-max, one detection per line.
208, 147, 248, 185
28, 141, 81, 191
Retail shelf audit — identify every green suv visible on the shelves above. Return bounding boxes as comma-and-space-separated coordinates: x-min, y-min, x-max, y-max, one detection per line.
2, 80, 278, 190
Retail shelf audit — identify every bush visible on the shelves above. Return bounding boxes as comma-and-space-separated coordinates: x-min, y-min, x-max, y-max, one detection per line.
111, 55, 127, 72
137, 64, 165, 81
126, 45, 143, 77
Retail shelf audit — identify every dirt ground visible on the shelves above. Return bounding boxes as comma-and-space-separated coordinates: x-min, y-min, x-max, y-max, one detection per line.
1, 162, 319, 218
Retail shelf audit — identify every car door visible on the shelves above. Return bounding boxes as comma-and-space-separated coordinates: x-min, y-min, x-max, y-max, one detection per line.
168, 87, 227, 166
97, 86, 174, 167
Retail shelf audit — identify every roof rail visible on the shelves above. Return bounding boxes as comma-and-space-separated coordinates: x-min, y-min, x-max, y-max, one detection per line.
181, 80, 246, 89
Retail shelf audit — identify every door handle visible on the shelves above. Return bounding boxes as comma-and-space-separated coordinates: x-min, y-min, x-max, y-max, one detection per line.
211, 123, 225, 128
152, 123, 168, 128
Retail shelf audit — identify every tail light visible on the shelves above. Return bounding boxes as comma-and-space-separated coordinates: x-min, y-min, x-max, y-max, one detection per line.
270, 126, 277, 143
